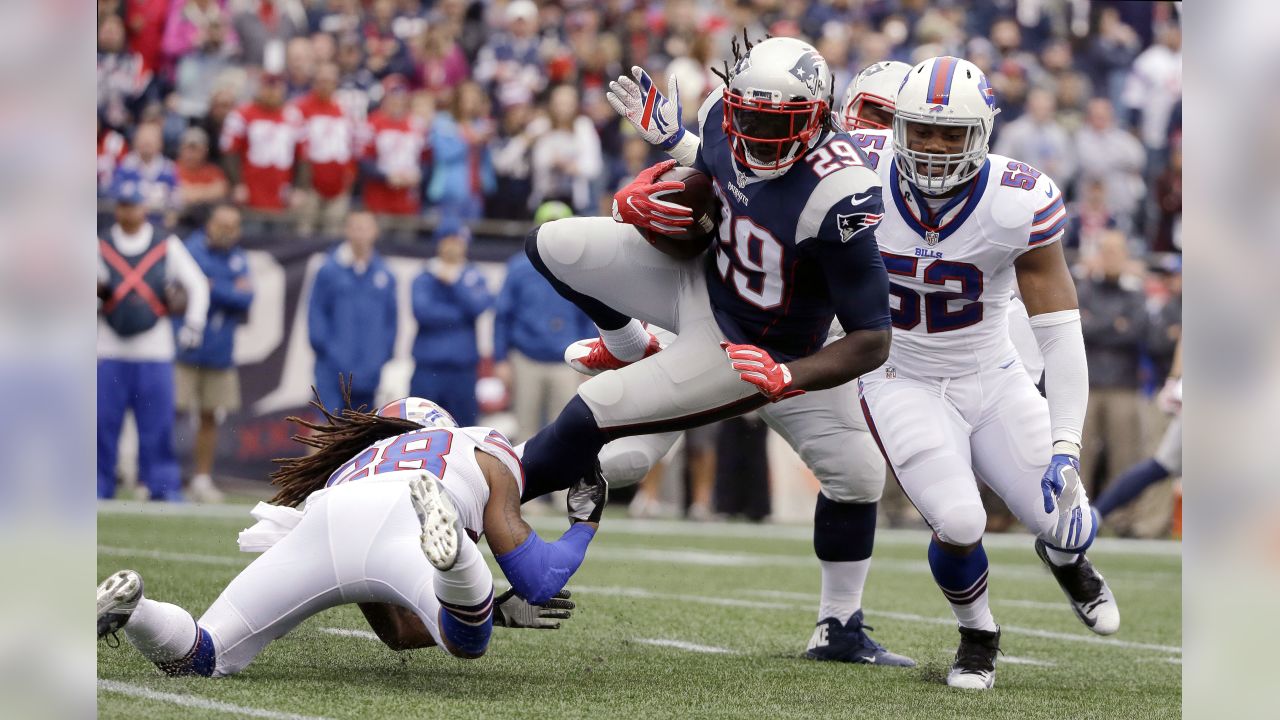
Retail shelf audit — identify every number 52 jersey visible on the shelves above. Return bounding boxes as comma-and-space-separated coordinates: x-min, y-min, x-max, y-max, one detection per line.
850, 128, 1069, 378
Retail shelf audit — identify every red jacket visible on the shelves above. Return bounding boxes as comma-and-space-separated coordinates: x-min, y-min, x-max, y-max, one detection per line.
220, 102, 301, 210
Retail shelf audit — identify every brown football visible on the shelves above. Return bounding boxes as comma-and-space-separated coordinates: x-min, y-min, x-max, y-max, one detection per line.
641, 165, 720, 260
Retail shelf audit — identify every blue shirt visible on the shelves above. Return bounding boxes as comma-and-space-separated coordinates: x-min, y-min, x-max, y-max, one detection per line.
412, 262, 494, 369
308, 246, 399, 394
493, 253, 596, 363
176, 231, 253, 369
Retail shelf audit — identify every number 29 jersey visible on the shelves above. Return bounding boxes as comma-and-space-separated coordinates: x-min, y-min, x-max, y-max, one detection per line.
323, 426, 524, 538
851, 128, 1069, 378
692, 93, 891, 362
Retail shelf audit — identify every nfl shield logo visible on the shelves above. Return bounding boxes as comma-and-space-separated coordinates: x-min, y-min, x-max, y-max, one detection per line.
885, 366, 897, 379
925, 230, 941, 246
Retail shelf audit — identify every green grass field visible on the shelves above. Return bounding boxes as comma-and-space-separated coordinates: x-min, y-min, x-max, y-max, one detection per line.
97, 501, 1181, 719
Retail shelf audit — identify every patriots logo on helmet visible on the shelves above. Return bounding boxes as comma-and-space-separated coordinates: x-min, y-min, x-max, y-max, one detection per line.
789, 51, 827, 97
837, 212, 882, 243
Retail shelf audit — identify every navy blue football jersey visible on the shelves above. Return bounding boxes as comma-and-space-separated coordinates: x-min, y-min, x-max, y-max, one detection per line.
692, 96, 890, 361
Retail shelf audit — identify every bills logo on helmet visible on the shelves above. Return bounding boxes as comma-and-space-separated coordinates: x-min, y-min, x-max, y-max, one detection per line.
977, 75, 996, 109
377, 397, 458, 429
837, 212, 882, 243
789, 51, 827, 97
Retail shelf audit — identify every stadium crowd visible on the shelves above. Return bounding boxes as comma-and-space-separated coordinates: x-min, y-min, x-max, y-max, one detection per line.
96, 0, 1182, 537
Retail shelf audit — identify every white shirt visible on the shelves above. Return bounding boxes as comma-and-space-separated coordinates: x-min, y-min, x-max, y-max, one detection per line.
97, 223, 210, 362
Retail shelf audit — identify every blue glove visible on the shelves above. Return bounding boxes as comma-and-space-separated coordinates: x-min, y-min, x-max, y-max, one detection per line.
1040, 441, 1095, 551
1040, 451, 1079, 514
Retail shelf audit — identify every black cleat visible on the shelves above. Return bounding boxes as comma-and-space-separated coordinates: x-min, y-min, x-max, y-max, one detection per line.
1034, 540, 1120, 635
947, 625, 1000, 689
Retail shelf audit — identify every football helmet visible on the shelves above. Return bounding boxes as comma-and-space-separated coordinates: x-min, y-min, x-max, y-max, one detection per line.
840, 60, 912, 131
377, 397, 458, 429
892, 56, 998, 193
722, 36, 833, 179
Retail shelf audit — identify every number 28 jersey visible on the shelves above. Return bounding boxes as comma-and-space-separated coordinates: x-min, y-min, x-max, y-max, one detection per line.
692, 94, 891, 362
851, 129, 1069, 378
323, 426, 523, 537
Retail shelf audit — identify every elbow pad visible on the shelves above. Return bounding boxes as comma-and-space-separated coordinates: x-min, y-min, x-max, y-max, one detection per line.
1029, 309, 1088, 447
494, 524, 596, 604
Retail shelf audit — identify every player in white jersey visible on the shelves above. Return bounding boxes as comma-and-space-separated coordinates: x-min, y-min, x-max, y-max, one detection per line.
96, 394, 605, 677
840, 60, 913, 132
850, 56, 1119, 690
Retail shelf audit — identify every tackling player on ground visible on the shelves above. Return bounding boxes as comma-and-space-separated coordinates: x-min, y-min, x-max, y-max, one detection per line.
850, 56, 1120, 689
97, 392, 605, 677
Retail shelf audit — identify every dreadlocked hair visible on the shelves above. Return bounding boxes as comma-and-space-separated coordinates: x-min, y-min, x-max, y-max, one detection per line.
268, 377, 421, 508
709, 29, 836, 134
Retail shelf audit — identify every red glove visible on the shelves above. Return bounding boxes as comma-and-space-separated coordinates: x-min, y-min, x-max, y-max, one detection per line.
611, 159, 693, 235
720, 341, 805, 402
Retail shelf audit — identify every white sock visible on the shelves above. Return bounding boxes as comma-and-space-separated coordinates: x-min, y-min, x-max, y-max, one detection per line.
434, 534, 493, 612
818, 559, 870, 624
1044, 546, 1081, 566
599, 320, 651, 361
124, 598, 199, 663
951, 589, 998, 632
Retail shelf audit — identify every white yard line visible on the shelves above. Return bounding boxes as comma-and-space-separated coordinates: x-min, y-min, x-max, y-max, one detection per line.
1001, 656, 1057, 667
995, 599, 1066, 611
633, 638, 737, 654
318, 627, 380, 641
98, 545, 246, 566
99, 500, 1182, 556
97, 679, 331, 720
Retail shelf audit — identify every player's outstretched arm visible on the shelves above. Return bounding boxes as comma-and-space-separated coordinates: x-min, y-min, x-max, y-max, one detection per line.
1016, 241, 1095, 550
482, 456, 604, 606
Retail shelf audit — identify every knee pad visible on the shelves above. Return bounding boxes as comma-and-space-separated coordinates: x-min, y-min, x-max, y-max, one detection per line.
526, 219, 586, 269
933, 503, 987, 547
598, 436, 671, 488
802, 431, 885, 503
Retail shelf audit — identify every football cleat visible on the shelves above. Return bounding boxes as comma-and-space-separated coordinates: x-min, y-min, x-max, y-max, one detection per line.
409, 472, 460, 572
1035, 540, 1120, 635
97, 569, 144, 645
947, 626, 1000, 690
805, 610, 916, 666
564, 333, 663, 376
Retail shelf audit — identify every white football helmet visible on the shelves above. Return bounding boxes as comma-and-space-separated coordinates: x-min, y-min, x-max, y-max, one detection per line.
892, 56, 998, 193
377, 397, 458, 429
840, 60, 912, 131
722, 36, 833, 179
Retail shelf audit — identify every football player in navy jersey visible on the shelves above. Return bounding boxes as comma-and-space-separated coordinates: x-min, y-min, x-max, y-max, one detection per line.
515, 35, 912, 666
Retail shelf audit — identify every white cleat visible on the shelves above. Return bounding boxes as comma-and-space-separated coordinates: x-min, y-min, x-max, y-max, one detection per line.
1035, 540, 1121, 635
97, 569, 144, 641
409, 472, 460, 571
946, 626, 999, 690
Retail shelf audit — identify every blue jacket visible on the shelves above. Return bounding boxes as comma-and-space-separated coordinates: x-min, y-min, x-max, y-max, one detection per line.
493, 253, 596, 363
176, 231, 253, 369
427, 113, 496, 205
412, 262, 493, 369
308, 245, 398, 393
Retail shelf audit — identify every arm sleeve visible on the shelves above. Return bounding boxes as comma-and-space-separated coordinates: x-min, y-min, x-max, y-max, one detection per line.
494, 524, 597, 604
165, 237, 210, 331
813, 190, 892, 333
1030, 309, 1089, 447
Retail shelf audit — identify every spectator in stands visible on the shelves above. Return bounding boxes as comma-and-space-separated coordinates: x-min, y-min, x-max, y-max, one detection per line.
334, 32, 379, 124
116, 122, 179, 225
1123, 21, 1182, 174
1078, 230, 1149, 503
1064, 178, 1119, 258
98, 181, 210, 501
428, 81, 495, 226
1075, 97, 1147, 221
529, 84, 603, 213
359, 75, 428, 217
99, 13, 156, 133
993, 88, 1076, 190
1153, 139, 1182, 253
231, 0, 310, 68
487, 99, 537, 220
175, 203, 253, 503
162, 0, 237, 67
124, 0, 170, 76
98, 119, 129, 197
410, 222, 493, 426
171, 12, 239, 120
411, 21, 469, 97
195, 83, 237, 166
307, 211, 398, 414
474, 0, 546, 104
220, 72, 302, 213
492, 201, 593, 441
284, 36, 315, 99
294, 62, 356, 236
1086, 6, 1142, 109
174, 127, 229, 234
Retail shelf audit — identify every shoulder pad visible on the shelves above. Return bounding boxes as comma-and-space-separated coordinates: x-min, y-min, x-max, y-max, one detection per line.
697, 88, 723, 133
796, 163, 882, 243
986, 155, 1067, 249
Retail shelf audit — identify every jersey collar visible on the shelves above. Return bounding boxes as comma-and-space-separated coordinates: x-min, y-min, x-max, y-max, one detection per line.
889, 158, 991, 244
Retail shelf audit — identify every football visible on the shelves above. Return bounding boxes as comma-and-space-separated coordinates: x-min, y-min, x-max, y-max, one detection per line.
642, 165, 720, 260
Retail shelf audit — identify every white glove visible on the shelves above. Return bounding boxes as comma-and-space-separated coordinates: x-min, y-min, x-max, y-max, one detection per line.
177, 323, 203, 350
607, 66, 685, 150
